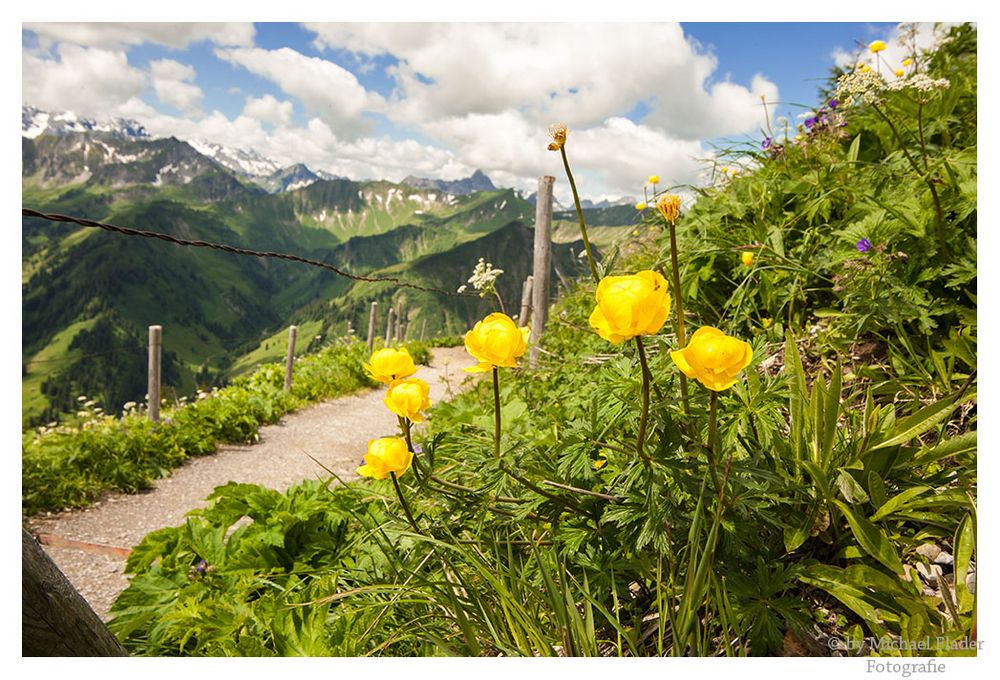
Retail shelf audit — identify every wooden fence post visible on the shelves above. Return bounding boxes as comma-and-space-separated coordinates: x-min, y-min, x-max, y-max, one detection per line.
519, 274, 534, 325
22, 529, 128, 656
385, 308, 395, 345
367, 301, 378, 351
530, 176, 554, 367
147, 325, 161, 423
284, 325, 297, 392
420, 318, 427, 341
395, 301, 405, 342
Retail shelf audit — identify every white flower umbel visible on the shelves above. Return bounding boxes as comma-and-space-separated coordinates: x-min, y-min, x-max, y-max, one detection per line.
465, 257, 504, 298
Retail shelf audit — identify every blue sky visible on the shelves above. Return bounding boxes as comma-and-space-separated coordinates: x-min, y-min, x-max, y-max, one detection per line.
22, 21, 917, 201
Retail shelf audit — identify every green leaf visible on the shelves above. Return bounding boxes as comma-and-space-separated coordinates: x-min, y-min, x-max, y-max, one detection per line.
909, 430, 977, 468
836, 469, 869, 504
847, 133, 862, 163
834, 500, 904, 575
870, 486, 931, 521
868, 394, 965, 452
867, 470, 887, 509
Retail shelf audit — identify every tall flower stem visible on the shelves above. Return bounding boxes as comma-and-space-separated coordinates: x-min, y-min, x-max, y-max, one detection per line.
559, 147, 600, 283
667, 219, 691, 414
870, 102, 948, 259
634, 336, 652, 463
389, 471, 421, 534
493, 367, 502, 459
706, 392, 722, 497
397, 415, 422, 483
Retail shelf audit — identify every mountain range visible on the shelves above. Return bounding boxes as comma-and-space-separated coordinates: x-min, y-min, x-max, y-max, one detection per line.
21, 106, 636, 426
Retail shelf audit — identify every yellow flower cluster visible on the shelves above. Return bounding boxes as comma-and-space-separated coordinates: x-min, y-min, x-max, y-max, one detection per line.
359, 346, 431, 480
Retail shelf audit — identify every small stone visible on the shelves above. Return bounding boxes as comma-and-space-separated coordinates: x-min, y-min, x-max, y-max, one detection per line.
934, 551, 954, 567
915, 543, 942, 561
915, 562, 943, 586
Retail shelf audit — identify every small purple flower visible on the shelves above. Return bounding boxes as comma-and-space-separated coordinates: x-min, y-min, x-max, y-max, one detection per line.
828, 99, 839, 109
761, 137, 772, 150
413, 444, 423, 454
195, 559, 208, 575
856, 238, 873, 253
804, 117, 818, 129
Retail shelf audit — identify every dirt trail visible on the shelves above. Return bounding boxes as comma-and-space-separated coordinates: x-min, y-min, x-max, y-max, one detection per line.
27, 346, 472, 621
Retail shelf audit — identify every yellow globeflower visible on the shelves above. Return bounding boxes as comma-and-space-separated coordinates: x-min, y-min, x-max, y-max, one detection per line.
589, 270, 671, 344
464, 313, 530, 372
902, 58, 914, 67
648, 175, 660, 185
656, 194, 681, 224
869, 40, 887, 53
364, 347, 417, 383
895, 69, 904, 77
671, 326, 753, 392
861, 64, 871, 73
385, 378, 431, 423
547, 123, 567, 151
358, 436, 413, 480
741, 251, 755, 267
635, 201, 648, 211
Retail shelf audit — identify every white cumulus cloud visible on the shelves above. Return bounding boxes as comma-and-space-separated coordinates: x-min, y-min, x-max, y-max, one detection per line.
24, 22, 255, 50
150, 59, 203, 116
214, 46, 382, 139
23, 44, 146, 118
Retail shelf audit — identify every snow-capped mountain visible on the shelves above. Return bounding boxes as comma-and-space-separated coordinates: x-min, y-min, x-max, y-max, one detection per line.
255, 163, 319, 194
185, 138, 282, 179
22, 105, 150, 140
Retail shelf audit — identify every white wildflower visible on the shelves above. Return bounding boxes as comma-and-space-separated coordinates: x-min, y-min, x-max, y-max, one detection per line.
884, 73, 951, 94
464, 257, 504, 297
457, 284, 468, 293
836, 69, 886, 105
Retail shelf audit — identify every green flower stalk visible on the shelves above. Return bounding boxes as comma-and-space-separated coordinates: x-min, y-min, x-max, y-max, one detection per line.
548, 123, 600, 283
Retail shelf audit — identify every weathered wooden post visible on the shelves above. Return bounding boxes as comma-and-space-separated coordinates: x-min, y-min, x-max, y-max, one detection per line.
530, 176, 554, 366
519, 274, 534, 325
147, 325, 162, 422
420, 318, 427, 341
367, 301, 378, 351
385, 307, 395, 345
22, 529, 128, 656
284, 325, 297, 392
395, 300, 406, 342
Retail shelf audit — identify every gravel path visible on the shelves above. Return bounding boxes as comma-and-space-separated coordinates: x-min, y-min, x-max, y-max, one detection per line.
26, 346, 472, 621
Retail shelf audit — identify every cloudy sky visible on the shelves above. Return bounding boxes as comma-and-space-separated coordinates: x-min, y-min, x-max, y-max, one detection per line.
22, 20, 920, 202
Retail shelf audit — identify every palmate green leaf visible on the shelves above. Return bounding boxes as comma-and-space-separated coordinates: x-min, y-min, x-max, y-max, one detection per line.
834, 500, 904, 575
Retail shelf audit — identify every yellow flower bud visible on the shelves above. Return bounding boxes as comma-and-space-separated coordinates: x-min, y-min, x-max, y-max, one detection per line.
761, 317, 773, 329
895, 69, 904, 77
464, 313, 530, 372
384, 378, 431, 423
656, 194, 681, 224
547, 123, 567, 151
594, 458, 607, 470
861, 64, 871, 73
647, 175, 660, 185
741, 251, 755, 267
721, 166, 729, 174
357, 436, 413, 480
671, 326, 753, 392
364, 347, 417, 383
868, 40, 887, 53
589, 270, 671, 344
902, 58, 913, 67
635, 201, 647, 211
